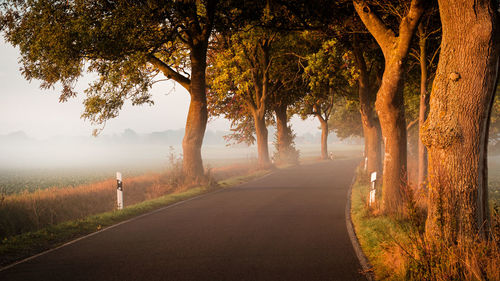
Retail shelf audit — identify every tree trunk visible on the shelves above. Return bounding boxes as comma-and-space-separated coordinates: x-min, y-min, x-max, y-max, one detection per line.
422, 0, 499, 242
182, 44, 208, 184
252, 109, 271, 168
376, 62, 408, 214
318, 117, 329, 160
353, 39, 381, 175
354, 0, 424, 215
363, 122, 381, 174
417, 23, 429, 189
275, 104, 291, 163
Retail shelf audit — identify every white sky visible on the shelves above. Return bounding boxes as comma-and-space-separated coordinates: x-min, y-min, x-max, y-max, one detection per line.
0, 40, 318, 140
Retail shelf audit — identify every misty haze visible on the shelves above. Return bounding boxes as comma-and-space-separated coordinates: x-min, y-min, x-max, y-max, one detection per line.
0, 1, 499, 280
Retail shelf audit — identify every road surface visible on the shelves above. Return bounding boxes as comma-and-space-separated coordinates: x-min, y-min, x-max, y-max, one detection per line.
0, 159, 365, 281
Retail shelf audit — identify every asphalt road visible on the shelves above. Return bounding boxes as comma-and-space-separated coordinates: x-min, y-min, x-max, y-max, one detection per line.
0, 159, 365, 281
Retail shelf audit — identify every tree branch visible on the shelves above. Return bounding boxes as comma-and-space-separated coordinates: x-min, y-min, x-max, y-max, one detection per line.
147, 54, 191, 91
353, 0, 397, 56
407, 118, 419, 130
396, 0, 426, 59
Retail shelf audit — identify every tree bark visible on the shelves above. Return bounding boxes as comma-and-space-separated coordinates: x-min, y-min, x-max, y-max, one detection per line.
182, 44, 208, 183
422, 0, 499, 242
318, 117, 329, 160
377, 63, 408, 214
353, 38, 381, 175
354, 0, 425, 215
252, 108, 271, 168
275, 104, 292, 163
417, 23, 429, 190
363, 123, 381, 173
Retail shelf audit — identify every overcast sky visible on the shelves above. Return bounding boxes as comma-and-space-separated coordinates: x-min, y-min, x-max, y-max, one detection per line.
0, 40, 318, 140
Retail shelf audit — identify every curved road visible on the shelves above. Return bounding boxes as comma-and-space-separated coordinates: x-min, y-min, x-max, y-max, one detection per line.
0, 159, 365, 281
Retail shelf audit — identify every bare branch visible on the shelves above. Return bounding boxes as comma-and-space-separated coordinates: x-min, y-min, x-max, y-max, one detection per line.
407, 118, 419, 130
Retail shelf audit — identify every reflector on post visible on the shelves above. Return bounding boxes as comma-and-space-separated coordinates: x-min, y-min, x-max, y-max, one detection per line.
369, 172, 377, 206
116, 172, 123, 210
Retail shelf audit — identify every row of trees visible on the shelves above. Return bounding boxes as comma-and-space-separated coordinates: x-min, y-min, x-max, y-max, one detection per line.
1, 0, 499, 271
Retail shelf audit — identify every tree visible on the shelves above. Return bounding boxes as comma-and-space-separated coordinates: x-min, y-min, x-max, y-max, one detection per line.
269, 33, 309, 165
300, 38, 353, 160
351, 34, 383, 175
328, 97, 363, 140
208, 27, 281, 167
353, 0, 426, 215
406, 6, 441, 189
0, 0, 236, 184
272, 101, 300, 165
271, 81, 302, 166
421, 0, 499, 243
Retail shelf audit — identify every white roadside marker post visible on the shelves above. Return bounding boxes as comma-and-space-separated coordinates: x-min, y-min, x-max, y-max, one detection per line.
369, 172, 377, 206
364, 157, 368, 171
116, 172, 123, 210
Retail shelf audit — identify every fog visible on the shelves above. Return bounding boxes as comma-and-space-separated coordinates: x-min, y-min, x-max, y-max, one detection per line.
0, 129, 363, 172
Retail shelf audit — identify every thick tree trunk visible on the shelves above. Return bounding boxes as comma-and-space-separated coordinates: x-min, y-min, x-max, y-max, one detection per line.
417, 24, 429, 189
252, 109, 271, 168
353, 40, 381, 175
363, 122, 381, 174
318, 117, 329, 160
354, 0, 424, 215
275, 104, 291, 163
182, 45, 208, 183
376, 62, 408, 214
422, 0, 499, 242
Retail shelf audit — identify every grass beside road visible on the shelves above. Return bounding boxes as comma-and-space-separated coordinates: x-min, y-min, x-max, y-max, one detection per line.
351, 164, 500, 281
350, 169, 411, 280
0, 168, 270, 268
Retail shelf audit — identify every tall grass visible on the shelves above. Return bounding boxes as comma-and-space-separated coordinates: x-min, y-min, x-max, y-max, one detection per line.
0, 157, 258, 239
351, 165, 500, 281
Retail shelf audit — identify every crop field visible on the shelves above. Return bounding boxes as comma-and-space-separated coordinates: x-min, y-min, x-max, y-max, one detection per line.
0, 167, 161, 195
0, 159, 264, 238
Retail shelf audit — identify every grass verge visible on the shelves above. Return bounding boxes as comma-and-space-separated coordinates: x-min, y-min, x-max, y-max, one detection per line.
350, 169, 411, 280
351, 165, 500, 280
0, 169, 270, 268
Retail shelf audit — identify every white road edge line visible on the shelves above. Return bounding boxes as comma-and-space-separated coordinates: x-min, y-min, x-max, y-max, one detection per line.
1, 160, 352, 273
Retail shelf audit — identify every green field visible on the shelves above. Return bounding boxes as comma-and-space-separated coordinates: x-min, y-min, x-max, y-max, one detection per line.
0, 167, 159, 195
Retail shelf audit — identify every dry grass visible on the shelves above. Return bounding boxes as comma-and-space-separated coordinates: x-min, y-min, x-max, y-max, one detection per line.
0, 162, 257, 239
352, 165, 500, 281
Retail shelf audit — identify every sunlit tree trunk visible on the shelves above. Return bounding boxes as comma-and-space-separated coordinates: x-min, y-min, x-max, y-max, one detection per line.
183, 43, 208, 183
252, 108, 271, 168
150, 39, 209, 184
422, 0, 499, 242
354, 0, 425, 215
363, 122, 381, 174
318, 116, 329, 160
417, 23, 429, 190
377, 61, 409, 214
